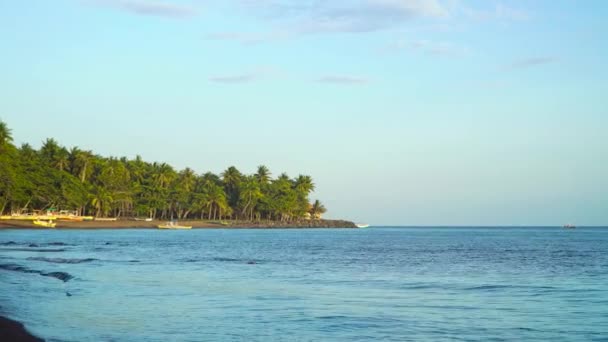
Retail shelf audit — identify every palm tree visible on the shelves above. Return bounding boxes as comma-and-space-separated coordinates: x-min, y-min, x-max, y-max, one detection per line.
40, 138, 60, 165
178, 167, 197, 192
255, 165, 271, 184
152, 163, 175, 189
0, 120, 13, 151
89, 185, 113, 217
206, 183, 227, 220
221, 166, 242, 208
309, 199, 326, 219
294, 175, 315, 194
54, 148, 70, 172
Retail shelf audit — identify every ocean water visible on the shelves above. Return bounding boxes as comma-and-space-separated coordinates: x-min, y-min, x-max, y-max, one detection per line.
1, 227, 607, 341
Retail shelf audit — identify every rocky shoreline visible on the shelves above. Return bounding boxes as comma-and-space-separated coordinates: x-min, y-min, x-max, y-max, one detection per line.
0, 219, 358, 229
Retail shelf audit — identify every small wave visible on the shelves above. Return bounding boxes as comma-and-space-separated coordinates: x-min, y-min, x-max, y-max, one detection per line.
0, 241, 18, 246
0, 263, 74, 282
41, 271, 73, 282
0, 248, 67, 252
27, 257, 97, 264
44, 242, 71, 246
465, 285, 556, 291
317, 315, 349, 320
181, 257, 260, 264
0, 263, 39, 274
516, 327, 539, 332
0, 241, 72, 247
466, 285, 511, 291
213, 257, 241, 262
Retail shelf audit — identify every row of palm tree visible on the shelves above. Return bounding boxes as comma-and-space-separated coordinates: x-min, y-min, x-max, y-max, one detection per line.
0, 120, 327, 221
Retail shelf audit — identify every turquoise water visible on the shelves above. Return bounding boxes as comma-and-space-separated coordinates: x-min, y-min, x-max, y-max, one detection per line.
1, 227, 607, 341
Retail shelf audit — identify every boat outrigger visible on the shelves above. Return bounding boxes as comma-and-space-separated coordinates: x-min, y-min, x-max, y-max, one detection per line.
158, 221, 192, 229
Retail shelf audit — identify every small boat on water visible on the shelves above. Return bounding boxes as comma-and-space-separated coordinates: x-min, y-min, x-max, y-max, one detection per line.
356, 223, 370, 228
158, 221, 192, 229
33, 219, 56, 228
563, 224, 576, 229
134, 218, 153, 222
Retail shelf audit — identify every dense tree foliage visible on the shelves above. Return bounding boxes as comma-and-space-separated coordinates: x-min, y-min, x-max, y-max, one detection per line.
0, 121, 326, 221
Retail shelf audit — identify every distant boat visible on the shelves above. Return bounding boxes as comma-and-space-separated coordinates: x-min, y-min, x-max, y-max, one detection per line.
563, 224, 576, 229
33, 219, 56, 228
158, 221, 192, 229
134, 218, 153, 222
356, 223, 370, 228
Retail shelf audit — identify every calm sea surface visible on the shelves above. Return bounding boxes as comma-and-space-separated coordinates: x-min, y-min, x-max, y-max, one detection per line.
1, 227, 607, 341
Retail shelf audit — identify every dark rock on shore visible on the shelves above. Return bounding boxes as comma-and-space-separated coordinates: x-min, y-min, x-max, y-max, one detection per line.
0, 316, 44, 342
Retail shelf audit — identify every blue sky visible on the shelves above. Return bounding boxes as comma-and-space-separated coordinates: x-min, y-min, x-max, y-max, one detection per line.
1, 0, 607, 225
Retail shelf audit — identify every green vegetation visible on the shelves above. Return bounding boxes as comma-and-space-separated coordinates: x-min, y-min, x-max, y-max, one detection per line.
0, 121, 326, 221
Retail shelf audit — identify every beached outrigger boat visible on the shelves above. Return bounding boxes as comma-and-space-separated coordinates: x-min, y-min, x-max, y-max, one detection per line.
33, 219, 56, 228
158, 221, 192, 229
95, 217, 118, 222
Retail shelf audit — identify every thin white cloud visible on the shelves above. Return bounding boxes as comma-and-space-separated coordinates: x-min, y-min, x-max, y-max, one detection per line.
91, 0, 196, 19
316, 75, 370, 85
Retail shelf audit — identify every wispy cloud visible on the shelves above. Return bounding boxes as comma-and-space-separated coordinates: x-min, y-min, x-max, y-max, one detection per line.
209, 74, 257, 84
506, 57, 556, 70
316, 75, 370, 85
204, 31, 290, 45
91, 0, 196, 19
209, 66, 283, 84
451, 1, 529, 21
235, 0, 448, 34
383, 38, 469, 57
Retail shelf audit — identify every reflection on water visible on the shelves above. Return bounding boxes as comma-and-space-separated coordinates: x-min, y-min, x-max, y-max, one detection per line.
1, 227, 607, 341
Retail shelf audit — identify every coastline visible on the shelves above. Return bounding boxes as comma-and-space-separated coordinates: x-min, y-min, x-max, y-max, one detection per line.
0, 219, 357, 229
0, 315, 43, 342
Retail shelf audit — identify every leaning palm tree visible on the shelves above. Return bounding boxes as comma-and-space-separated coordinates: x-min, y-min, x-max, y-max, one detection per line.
309, 200, 327, 220
239, 177, 263, 220
75, 150, 94, 183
